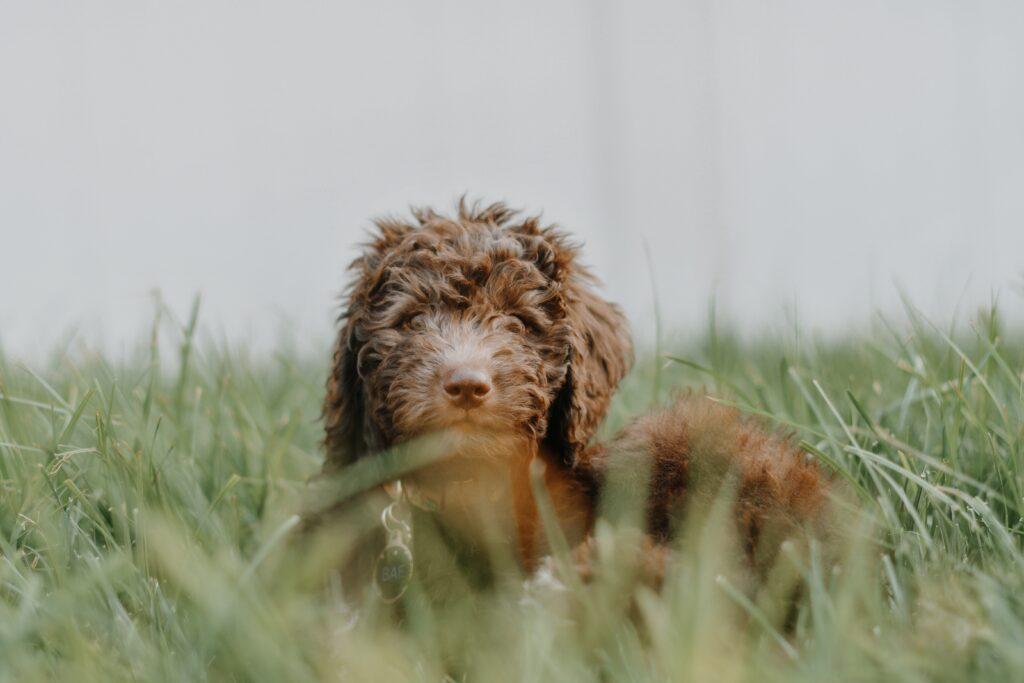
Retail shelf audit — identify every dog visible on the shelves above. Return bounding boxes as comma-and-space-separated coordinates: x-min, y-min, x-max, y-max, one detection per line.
318, 199, 831, 598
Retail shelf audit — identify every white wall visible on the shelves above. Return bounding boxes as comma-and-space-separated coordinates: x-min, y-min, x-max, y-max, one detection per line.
1, 1, 1022, 358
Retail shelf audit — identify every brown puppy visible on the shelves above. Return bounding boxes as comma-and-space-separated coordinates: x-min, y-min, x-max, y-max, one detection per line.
321, 199, 828, 589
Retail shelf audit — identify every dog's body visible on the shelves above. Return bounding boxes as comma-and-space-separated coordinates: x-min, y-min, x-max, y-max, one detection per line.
321, 200, 829, 591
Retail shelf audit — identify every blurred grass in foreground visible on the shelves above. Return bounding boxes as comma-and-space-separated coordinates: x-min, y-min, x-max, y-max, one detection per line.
0, 300, 1022, 682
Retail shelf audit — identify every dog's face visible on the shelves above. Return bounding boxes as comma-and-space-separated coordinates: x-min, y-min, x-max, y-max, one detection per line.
359, 263, 569, 447
324, 201, 633, 470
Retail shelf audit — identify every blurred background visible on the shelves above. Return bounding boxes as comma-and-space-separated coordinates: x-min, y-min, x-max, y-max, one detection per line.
2, 1, 1022, 359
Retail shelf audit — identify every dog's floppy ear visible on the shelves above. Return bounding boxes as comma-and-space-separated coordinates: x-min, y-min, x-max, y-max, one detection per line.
322, 218, 412, 471
322, 315, 366, 472
537, 234, 634, 466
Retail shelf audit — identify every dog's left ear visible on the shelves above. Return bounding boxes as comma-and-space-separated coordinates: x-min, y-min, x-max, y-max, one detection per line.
548, 278, 633, 465
519, 225, 632, 466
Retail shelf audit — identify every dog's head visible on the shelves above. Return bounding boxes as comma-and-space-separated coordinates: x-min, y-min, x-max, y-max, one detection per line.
323, 200, 633, 471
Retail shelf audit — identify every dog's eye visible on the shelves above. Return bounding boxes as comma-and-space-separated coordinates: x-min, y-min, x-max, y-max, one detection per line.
503, 316, 526, 334
400, 312, 425, 330
510, 313, 544, 334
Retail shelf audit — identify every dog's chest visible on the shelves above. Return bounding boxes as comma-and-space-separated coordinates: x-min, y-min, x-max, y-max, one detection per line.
404, 447, 593, 578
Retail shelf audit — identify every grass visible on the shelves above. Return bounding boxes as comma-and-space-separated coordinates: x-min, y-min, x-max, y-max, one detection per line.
0, 299, 1022, 682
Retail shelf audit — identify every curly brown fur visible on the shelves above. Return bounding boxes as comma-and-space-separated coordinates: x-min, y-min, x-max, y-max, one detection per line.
579, 394, 831, 583
318, 199, 831, 596
323, 198, 632, 473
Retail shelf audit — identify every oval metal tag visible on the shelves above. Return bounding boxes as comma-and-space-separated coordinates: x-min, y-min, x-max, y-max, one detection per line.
374, 542, 413, 603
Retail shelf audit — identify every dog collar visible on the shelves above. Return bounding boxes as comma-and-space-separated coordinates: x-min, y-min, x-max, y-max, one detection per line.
384, 477, 480, 513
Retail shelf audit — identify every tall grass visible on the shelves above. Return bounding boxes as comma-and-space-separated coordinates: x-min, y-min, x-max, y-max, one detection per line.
0, 301, 1021, 681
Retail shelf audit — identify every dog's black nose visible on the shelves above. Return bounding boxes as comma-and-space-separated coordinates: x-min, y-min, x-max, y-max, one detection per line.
443, 367, 492, 408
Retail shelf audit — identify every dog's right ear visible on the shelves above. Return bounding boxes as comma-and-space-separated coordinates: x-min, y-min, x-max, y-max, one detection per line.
322, 315, 365, 472
322, 217, 414, 472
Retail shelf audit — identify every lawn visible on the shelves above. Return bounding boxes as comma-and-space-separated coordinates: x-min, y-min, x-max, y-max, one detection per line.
1, 300, 1022, 681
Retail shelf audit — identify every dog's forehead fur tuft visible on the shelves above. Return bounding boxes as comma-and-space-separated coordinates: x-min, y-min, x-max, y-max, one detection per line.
359, 201, 582, 286
345, 202, 589, 331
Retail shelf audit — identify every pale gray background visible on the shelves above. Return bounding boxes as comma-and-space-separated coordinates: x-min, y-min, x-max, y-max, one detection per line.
2, 1, 1022, 358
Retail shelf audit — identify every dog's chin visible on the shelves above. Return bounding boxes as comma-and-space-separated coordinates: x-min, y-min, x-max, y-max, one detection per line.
407, 408, 535, 458
425, 424, 532, 462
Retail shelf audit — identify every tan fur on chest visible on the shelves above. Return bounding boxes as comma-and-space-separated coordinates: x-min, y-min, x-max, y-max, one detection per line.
403, 442, 592, 572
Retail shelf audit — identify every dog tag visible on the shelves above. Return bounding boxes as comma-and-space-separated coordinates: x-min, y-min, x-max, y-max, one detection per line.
375, 500, 413, 603
375, 541, 413, 602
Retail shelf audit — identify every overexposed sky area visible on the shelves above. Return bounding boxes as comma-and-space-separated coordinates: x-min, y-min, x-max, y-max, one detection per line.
2, 1, 1023, 359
